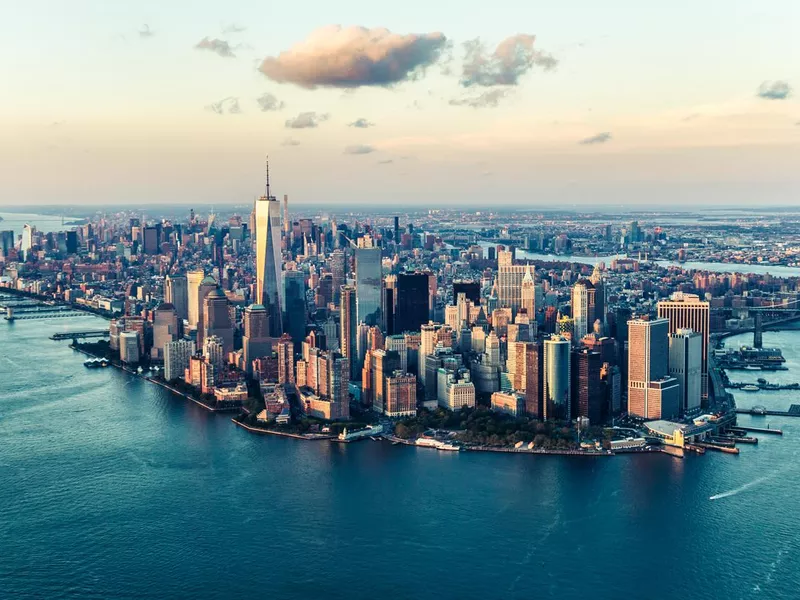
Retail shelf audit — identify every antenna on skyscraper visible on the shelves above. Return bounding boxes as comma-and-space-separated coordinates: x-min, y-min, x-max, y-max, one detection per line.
265, 155, 271, 199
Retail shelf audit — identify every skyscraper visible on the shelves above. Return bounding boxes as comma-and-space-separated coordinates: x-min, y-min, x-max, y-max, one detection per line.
195, 276, 218, 346
571, 279, 596, 340
243, 304, 272, 376
525, 341, 544, 419
520, 265, 537, 319
572, 348, 604, 425
165, 274, 188, 322
394, 272, 429, 334
256, 162, 283, 336
668, 328, 703, 416
202, 288, 234, 355
21, 224, 33, 260
627, 317, 680, 420
496, 251, 527, 315
354, 236, 382, 327
543, 335, 571, 421
186, 270, 205, 331
151, 303, 179, 362
283, 270, 307, 346
330, 249, 346, 305
276, 334, 295, 385
340, 285, 358, 380
657, 293, 710, 400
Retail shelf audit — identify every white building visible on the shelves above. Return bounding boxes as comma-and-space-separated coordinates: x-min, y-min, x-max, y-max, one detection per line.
164, 339, 195, 381
120, 331, 140, 364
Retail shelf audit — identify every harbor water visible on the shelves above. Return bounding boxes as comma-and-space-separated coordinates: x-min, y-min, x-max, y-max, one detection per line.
1, 316, 799, 600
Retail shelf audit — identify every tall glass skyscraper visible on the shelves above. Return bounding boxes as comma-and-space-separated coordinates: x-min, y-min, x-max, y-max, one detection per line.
355, 237, 382, 327
283, 270, 307, 346
543, 335, 571, 421
256, 163, 283, 337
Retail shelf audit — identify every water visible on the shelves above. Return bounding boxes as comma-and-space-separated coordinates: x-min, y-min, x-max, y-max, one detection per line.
475, 242, 800, 276
0, 212, 72, 237
2, 316, 800, 600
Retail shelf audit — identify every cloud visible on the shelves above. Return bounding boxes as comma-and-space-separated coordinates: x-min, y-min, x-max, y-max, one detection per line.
222, 23, 246, 34
281, 138, 301, 146
259, 25, 447, 89
377, 159, 393, 164
449, 88, 510, 108
579, 132, 612, 145
461, 34, 556, 87
196, 37, 235, 58
349, 118, 375, 128
757, 80, 791, 100
285, 111, 329, 128
256, 93, 285, 112
139, 24, 154, 39
205, 97, 242, 115
344, 144, 376, 155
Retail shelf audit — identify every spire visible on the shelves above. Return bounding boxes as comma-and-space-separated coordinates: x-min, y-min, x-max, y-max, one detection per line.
522, 262, 534, 284
264, 156, 271, 199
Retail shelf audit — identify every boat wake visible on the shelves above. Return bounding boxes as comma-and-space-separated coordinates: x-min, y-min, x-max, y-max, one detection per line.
709, 476, 769, 500
710, 462, 794, 500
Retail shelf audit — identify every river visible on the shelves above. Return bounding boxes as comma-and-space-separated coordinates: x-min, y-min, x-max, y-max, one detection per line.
0, 212, 76, 237
475, 242, 800, 277
1, 315, 799, 600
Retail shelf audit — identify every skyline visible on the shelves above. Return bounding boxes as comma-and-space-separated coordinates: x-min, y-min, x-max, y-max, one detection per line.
3, 0, 800, 206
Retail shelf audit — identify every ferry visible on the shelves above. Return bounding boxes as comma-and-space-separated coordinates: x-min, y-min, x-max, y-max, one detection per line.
83, 358, 109, 368
338, 424, 383, 442
742, 384, 760, 392
415, 438, 461, 452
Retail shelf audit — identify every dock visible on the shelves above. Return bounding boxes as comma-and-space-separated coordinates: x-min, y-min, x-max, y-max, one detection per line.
50, 330, 110, 340
729, 426, 783, 436
735, 405, 800, 418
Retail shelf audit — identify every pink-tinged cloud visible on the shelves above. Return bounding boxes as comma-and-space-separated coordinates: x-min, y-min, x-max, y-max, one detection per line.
259, 25, 447, 89
461, 34, 556, 87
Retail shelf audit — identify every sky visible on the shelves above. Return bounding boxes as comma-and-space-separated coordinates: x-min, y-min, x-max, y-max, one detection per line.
1, 0, 799, 207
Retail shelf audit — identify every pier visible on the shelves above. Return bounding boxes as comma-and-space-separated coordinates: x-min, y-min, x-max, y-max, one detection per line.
729, 425, 783, 436
50, 330, 110, 340
735, 405, 800, 417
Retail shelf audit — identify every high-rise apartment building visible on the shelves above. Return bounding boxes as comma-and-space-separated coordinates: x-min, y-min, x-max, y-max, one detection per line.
164, 340, 195, 382
657, 292, 710, 400
276, 334, 295, 385
627, 317, 680, 420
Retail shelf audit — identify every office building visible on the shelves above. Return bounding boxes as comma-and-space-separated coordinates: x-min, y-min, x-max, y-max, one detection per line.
187, 270, 205, 330
151, 303, 180, 362
385, 371, 417, 417
120, 331, 140, 364
525, 342, 544, 419
543, 335, 571, 421
571, 280, 596, 340
243, 304, 272, 376
572, 348, 604, 425
452, 280, 480, 305
202, 288, 234, 355
496, 251, 527, 315
165, 275, 188, 321
394, 272, 430, 334
354, 236, 382, 327
657, 292, 710, 400
255, 165, 283, 336
491, 391, 526, 417
628, 317, 680, 420
668, 328, 703, 416
283, 270, 306, 345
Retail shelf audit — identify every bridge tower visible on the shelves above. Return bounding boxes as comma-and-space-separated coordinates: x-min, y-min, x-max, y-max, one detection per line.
754, 312, 763, 349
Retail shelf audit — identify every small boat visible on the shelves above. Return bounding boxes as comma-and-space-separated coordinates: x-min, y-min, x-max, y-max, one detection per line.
742, 384, 760, 392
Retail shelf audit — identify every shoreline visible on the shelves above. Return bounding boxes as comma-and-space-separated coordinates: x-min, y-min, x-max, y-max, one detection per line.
231, 419, 336, 440
71, 345, 236, 413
